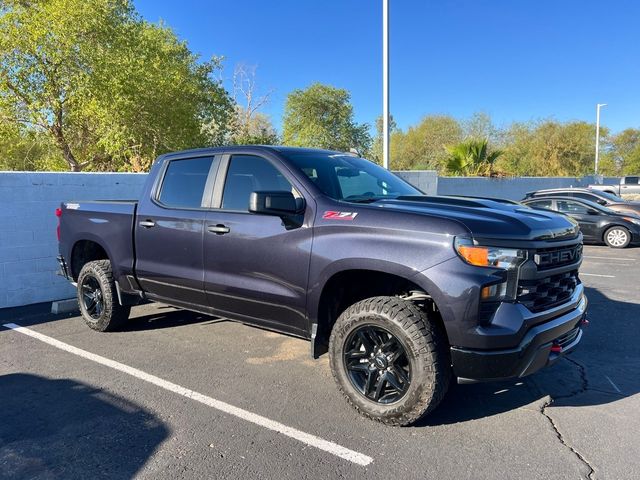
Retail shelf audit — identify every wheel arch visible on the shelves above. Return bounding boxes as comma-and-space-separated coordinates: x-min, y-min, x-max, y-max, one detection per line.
309, 261, 447, 358
69, 238, 111, 281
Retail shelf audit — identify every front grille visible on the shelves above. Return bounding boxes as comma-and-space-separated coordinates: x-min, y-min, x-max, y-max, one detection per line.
517, 270, 580, 312
533, 243, 583, 270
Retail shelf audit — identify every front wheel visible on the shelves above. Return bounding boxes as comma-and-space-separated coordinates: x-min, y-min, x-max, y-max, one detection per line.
329, 296, 451, 426
604, 226, 631, 248
77, 260, 131, 331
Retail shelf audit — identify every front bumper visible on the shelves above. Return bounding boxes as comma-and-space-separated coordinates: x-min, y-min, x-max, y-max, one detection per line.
451, 293, 587, 382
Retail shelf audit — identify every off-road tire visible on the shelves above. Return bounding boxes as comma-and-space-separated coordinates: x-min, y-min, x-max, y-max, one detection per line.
77, 260, 131, 331
329, 296, 451, 426
603, 226, 631, 248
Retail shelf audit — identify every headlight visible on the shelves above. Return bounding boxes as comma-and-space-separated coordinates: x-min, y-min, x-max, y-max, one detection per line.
454, 237, 527, 270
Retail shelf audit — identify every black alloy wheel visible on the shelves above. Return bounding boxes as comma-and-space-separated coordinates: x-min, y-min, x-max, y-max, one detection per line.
344, 325, 412, 404
81, 275, 104, 321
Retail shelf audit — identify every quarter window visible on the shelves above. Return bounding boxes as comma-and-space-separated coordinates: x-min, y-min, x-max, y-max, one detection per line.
158, 157, 215, 208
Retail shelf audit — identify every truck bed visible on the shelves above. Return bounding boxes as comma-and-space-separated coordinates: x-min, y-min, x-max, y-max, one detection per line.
58, 200, 138, 284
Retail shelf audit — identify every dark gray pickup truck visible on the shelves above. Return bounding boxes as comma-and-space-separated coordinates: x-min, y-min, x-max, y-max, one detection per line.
57, 146, 588, 425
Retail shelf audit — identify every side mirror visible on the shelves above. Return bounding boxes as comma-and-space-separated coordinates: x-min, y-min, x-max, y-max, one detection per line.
596, 199, 607, 205
249, 191, 303, 216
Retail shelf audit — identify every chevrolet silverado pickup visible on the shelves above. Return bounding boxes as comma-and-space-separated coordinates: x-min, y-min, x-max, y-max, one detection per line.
57, 146, 588, 425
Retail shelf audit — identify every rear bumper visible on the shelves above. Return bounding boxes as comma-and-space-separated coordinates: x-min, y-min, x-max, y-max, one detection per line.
451, 294, 587, 382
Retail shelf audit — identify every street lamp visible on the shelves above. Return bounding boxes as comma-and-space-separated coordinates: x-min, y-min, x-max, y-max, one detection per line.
382, 0, 390, 169
595, 103, 607, 174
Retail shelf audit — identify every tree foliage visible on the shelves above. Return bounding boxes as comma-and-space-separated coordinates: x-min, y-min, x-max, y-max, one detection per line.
0, 0, 233, 171
389, 115, 462, 170
282, 83, 371, 153
445, 138, 502, 176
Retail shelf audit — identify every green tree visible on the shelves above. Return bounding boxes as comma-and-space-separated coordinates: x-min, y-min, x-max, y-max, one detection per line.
282, 83, 371, 153
0, 0, 233, 171
369, 114, 398, 165
391, 115, 462, 171
498, 120, 605, 176
609, 128, 640, 175
445, 138, 502, 176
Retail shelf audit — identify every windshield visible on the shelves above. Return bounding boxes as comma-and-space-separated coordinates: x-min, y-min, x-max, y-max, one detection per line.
284, 152, 421, 202
592, 190, 624, 202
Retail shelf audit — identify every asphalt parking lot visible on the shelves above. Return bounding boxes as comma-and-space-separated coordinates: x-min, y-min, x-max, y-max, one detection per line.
1, 245, 639, 480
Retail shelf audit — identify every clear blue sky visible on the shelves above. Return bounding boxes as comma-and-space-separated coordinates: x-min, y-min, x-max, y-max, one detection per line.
134, 0, 640, 134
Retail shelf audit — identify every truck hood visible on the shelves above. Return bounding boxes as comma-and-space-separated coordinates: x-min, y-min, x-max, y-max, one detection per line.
373, 195, 580, 241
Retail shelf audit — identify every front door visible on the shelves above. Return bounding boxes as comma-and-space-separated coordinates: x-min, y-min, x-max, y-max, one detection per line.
135, 155, 218, 307
203, 154, 312, 335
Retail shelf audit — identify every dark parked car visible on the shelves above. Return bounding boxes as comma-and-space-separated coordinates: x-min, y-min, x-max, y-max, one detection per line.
522, 196, 640, 248
57, 146, 588, 426
523, 188, 640, 216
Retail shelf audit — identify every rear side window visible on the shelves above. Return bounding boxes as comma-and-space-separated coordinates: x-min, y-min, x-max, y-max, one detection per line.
221, 155, 294, 211
557, 200, 589, 215
528, 200, 554, 209
158, 157, 215, 208
625, 176, 639, 184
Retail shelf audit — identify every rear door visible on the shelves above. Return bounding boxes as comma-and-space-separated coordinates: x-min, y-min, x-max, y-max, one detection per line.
621, 176, 640, 195
202, 153, 313, 335
135, 155, 219, 307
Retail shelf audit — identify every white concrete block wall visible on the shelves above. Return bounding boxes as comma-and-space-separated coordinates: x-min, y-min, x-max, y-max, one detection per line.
0, 172, 148, 309
0, 170, 623, 310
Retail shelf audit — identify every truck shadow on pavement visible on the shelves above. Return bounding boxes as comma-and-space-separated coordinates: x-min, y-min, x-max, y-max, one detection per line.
0, 373, 168, 479
418, 287, 640, 427
123, 306, 225, 332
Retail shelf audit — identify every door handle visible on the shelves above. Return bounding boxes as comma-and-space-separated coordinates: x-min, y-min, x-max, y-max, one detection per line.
139, 220, 156, 228
207, 224, 230, 235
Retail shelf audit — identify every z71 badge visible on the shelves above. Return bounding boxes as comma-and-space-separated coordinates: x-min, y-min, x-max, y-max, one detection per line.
323, 211, 358, 220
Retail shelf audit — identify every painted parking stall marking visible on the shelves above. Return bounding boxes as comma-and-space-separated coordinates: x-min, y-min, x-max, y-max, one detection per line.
580, 273, 616, 278
2, 322, 373, 467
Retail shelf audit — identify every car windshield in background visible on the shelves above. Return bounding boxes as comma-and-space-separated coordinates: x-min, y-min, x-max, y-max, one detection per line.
284, 152, 421, 202
594, 190, 624, 202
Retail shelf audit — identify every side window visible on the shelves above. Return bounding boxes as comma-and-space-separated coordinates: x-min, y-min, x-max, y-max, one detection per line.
557, 200, 589, 215
158, 157, 215, 208
221, 155, 294, 211
529, 199, 554, 209
625, 176, 639, 185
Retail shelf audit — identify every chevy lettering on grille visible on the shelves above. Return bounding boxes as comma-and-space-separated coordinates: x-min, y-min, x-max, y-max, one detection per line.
534, 245, 583, 267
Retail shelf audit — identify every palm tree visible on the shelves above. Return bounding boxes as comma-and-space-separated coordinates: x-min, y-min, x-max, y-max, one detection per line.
445, 138, 502, 176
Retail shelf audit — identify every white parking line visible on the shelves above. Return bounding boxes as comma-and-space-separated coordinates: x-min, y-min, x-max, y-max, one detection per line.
580, 273, 616, 278
2, 322, 373, 466
584, 256, 631, 261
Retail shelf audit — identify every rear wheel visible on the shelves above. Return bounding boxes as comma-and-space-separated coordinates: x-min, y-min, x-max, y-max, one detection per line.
604, 226, 631, 248
77, 260, 131, 331
329, 296, 451, 426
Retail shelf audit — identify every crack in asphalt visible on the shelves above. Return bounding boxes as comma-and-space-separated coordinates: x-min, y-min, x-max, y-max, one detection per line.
539, 357, 596, 480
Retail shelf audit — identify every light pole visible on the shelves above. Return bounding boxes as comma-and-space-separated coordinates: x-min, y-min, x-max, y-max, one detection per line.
595, 103, 607, 174
382, 0, 390, 169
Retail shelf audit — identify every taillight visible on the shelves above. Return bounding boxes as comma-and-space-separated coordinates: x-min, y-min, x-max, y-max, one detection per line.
55, 208, 62, 241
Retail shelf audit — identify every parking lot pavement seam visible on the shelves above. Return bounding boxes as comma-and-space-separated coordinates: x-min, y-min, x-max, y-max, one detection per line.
538, 357, 596, 480
540, 399, 596, 480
